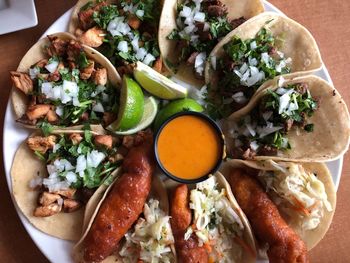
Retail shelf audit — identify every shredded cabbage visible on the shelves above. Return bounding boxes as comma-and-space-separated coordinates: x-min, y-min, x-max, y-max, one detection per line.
259, 161, 332, 230
186, 176, 244, 262
119, 199, 174, 263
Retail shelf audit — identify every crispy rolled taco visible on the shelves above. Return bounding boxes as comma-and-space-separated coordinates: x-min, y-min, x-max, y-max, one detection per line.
221, 74, 350, 161
10, 32, 121, 130
10, 127, 123, 240
169, 173, 256, 263
73, 139, 176, 263
221, 159, 336, 255
158, 0, 264, 86
204, 12, 323, 118
69, 0, 163, 74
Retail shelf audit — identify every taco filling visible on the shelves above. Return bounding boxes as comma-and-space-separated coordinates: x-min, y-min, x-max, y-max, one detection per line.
27, 130, 121, 217
257, 161, 332, 231
167, 0, 246, 78
226, 82, 318, 159
206, 27, 292, 119
119, 198, 175, 262
184, 176, 246, 261
76, 0, 162, 73
10, 36, 119, 130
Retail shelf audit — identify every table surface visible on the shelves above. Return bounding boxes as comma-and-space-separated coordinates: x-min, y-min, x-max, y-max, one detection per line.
0, 0, 349, 262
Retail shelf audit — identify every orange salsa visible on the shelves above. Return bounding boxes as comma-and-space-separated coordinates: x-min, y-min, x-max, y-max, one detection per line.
157, 115, 222, 180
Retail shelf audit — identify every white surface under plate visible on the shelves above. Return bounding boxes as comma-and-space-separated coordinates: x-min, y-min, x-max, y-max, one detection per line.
0, 0, 37, 35
3, 1, 343, 262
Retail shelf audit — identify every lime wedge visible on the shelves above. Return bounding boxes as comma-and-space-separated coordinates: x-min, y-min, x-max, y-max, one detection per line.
110, 96, 158, 135
154, 98, 204, 130
133, 61, 188, 99
108, 76, 144, 131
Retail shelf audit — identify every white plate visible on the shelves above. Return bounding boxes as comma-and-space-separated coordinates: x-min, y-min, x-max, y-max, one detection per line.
3, 1, 343, 262
0, 0, 37, 35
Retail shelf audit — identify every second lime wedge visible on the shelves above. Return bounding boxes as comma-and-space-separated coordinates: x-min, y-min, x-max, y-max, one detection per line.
133, 61, 188, 100
108, 76, 144, 131
154, 98, 204, 130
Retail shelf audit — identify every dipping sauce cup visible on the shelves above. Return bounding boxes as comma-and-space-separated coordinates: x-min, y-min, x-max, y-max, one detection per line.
154, 112, 226, 184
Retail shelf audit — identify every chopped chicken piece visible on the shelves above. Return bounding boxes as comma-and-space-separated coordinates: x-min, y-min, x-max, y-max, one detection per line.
80, 60, 95, 79
63, 199, 82, 213
52, 188, 76, 199
46, 110, 59, 123
94, 135, 113, 149
69, 133, 83, 145
127, 15, 141, 30
47, 35, 68, 57
34, 203, 62, 217
39, 192, 61, 206
26, 104, 51, 120
27, 135, 56, 154
10, 71, 33, 95
93, 68, 107, 85
79, 27, 105, 48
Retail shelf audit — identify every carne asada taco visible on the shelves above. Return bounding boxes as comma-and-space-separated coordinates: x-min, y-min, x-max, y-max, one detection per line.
11, 127, 123, 240
158, 0, 264, 86
10, 32, 121, 131
220, 159, 336, 251
73, 174, 176, 263
168, 173, 256, 262
221, 74, 350, 161
204, 12, 323, 118
69, 0, 163, 74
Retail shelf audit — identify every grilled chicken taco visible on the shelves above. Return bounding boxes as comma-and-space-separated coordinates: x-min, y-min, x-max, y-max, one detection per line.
73, 135, 176, 263
204, 12, 323, 118
221, 159, 336, 252
169, 173, 256, 262
10, 32, 121, 130
11, 127, 123, 240
69, 0, 163, 74
221, 74, 350, 161
158, 0, 264, 86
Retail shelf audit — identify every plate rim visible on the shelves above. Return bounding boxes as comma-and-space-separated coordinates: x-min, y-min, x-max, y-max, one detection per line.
2, 2, 343, 262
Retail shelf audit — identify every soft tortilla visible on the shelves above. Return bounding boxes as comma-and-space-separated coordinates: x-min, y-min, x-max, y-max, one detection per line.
222, 74, 350, 162
158, 0, 264, 87
205, 12, 323, 91
11, 129, 119, 241
11, 32, 121, 129
68, 0, 114, 35
220, 159, 336, 250
72, 173, 174, 263
164, 172, 257, 263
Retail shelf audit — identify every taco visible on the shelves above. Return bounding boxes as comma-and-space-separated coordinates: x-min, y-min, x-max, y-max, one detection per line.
72, 170, 175, 263
168, 173, 256, 262
10, 32, 121, 130
158, 0, 264, 86
10, 127, 123, 240
220, 74, 350, 162
204, 12, 323, 118
69, 0, 163, 74
220, 159, 336, 252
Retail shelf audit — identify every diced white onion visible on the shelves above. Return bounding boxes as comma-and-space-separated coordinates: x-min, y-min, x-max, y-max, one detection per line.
136, 9, 144, 17
92, 102, 105, 112
45, 60, 59, 73
143, 53, 156, 65
193, 12, 205, 22
117, 41, 129, 53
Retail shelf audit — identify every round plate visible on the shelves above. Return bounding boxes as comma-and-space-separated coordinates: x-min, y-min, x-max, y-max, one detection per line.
3, 1, 343, 262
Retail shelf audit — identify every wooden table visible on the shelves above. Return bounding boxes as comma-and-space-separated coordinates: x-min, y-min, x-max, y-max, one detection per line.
0, 0, 349, 262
